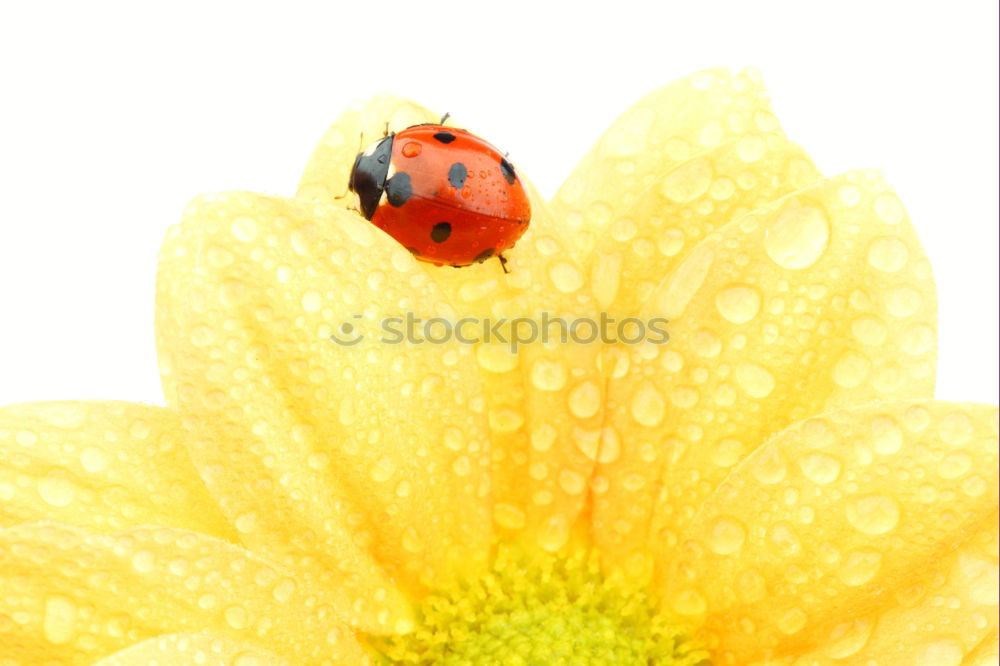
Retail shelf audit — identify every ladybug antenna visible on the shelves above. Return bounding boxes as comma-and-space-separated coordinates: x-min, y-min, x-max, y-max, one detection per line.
440, 111, 451, 124
334, 130, 367, 201
498, 253, 510, 274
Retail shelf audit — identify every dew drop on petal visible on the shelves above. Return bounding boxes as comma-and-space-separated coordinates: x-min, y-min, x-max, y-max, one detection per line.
798, 452, 842, 485
734, 362, 775, 398
915, 640, 964, 666
630, 382, 666, 427
777, 608, 808, 635
568, 381, 601, 418
870, 416, 903, 455
715, 284, 762, 324
764, 203, 829, 269
655, 245, 714, 319
824, 618, 874, 659
494, 503, 527, 530
537, 514, 570, 552
866, 237, 910, 272
670, 588, 708, 616
659, 159, 712, 203
707, 516, 747, 555
530, 358, 567, 391
43, 596, 77, 645
230, 216, 258, 242
846, 494, 900, 535
549, 262, 584, 293
939, 411, 974, 445
38, 474, 76, 507
837, 549, 882, 586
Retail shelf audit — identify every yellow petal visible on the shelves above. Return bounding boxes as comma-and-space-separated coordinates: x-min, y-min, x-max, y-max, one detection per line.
0, 401, 233, 539
552, 67, 784, 270
157, 192, 490, 615
963, 629, 999, 666
580, 133, 820, 315
296, 94, 606, 554
0, 523, 371, 665
94, 632, 296, 666
781, 522, 997, 666
658, 401, 998, 663
593, 171, 937, 567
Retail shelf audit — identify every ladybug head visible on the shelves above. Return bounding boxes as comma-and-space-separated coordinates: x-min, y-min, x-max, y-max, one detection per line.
347, 134, 394, 220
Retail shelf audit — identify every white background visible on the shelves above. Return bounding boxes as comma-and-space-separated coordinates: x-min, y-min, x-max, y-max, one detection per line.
0, 1, 996, 406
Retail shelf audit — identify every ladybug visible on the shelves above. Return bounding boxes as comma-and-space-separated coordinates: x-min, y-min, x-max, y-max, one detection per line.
348, 122, 531, 269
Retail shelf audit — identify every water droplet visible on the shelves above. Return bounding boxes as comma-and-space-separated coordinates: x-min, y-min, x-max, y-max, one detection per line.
867, 237, 909, 272
530, 423, 556, 452
870, 416, 903, 455
838, 184, 862, 207
670, 588, 708, 616
654, 245, 714, 319
568, 381, 601, 419
559, 469, 586, 495
537, 514, 570, 552
777, 608, 807, 635
899, 324, 934, 355
272, 578, 296, 603
659, 158, 712, 203
670, 386, 699, 408
751, 446, 787, 484
530, 358, 567, 391
716, 284, 762, 324
80, 447, 108, 473
938, 411, 973, 445
371, 457, 396, 483
838, 549, 882, 586
549, 262, 584, 293
915, 640, 964, 666
489, 409, 523, 433
874, 193, 905, 224
738, 568, 767, 603
301, 290, 322, 312
736, 135, 766, 162
824, 618, 874, 658
230, 216, 258, 242
43, 596, 77, 644
597, 427, 622, 463
658, 228, 684, 256
711, 438, 745, 467
798, 452, 842, 485
630, 382, 665, 427
692, 328, 722, 358
189, 325, 215, 348
884, 285, 922, 317
832, 351, 871, 388
939, 452, 972, 479
851, 316, 888, 346
769, 523, 802, 557
38, 474, 76, 507
764, 203, 830, 269
734, 362, 775, 398
476, 345, 518, 373
224, 605, 249, 630
494, 503, 526, 529
707, 516, 747, 554
131, 550, 155, 573
234, 512, 258, 534
846, 494, 900, 534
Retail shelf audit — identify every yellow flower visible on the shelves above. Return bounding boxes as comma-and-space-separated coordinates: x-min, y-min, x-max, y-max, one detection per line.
1, 68, 997, 665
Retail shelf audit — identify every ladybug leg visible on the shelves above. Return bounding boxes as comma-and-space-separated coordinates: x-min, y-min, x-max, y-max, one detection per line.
440, 111, 451, 124
498, 253, 510, 274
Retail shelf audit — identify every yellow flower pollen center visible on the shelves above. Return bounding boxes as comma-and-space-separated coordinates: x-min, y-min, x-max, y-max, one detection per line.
374, 548, 708, 665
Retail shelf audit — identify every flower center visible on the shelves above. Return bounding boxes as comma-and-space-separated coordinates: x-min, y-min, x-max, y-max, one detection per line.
373, 547, 708, 665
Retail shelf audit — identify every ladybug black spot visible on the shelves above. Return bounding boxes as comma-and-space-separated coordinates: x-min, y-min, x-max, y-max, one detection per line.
385, 172, 412, 207
474, 248, 495, 263
431, 222, 452, 243
448, 162, 468, 189
499, 158, 517, 185
433, 131, 456, 144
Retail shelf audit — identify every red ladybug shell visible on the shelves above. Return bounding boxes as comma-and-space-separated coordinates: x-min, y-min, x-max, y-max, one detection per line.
350, 125, 531, 267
